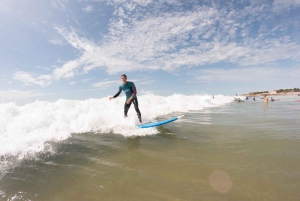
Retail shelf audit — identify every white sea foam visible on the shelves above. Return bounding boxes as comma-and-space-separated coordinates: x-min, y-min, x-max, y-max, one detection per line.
0, 94, 233, 157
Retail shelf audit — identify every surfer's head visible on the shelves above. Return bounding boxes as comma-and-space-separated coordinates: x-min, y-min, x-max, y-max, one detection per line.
121, 74, 127, 84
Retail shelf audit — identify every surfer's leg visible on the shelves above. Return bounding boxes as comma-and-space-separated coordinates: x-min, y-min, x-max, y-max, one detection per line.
124, 101, 132, 118
132, 98, 142, 123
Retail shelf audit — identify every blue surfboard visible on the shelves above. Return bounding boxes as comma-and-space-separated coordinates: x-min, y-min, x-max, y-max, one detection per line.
137, 115, 185, 128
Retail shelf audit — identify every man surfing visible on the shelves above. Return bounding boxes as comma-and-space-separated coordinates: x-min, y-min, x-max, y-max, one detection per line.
109, 74, 143, 123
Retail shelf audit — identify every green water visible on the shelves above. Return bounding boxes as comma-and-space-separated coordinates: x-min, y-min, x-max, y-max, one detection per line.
1, 96, 300, 201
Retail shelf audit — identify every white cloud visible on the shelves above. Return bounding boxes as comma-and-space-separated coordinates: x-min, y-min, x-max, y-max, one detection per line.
82, 5, 93, 12
53, 4, 300, 74
52, 59, 81, 80
92, 80, 119, 88
69, 81, 76, 85
13, 71, 52, 87
0, 90, 51, 101
14, 1, 300, 87
132, 0, 153, 6
36, 66, 51, 71
48, 39, 64, 45
273, 0, 300, 11
82, 78, 94, 82
50, 0, 68, 10
192, 67, 300, 83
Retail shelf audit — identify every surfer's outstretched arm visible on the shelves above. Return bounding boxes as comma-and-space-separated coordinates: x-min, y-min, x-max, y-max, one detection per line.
109, 88, 121, 100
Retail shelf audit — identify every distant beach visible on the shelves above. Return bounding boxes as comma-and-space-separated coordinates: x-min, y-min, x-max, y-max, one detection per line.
244, 92, 300, 96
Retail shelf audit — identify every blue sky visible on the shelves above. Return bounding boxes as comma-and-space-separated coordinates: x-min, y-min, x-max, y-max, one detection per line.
0, 0, 299, 104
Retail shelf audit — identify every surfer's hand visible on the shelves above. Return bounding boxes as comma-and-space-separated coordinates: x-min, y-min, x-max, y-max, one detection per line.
109, 97, 114, 100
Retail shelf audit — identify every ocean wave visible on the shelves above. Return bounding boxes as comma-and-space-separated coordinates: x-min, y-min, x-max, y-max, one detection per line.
0, 94, 233, 158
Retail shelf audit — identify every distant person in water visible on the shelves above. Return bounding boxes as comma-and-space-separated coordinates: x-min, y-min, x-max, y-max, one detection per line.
271, 97, 275, 101
213, 95, 214, 99
235, 97, 242, 102
253, 97, 256, 101
109, 74, 142, 123
246, 96, 249, 100
264, 95, 268, 103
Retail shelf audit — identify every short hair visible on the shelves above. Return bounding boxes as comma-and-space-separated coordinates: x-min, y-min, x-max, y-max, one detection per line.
121, 74, 127, 78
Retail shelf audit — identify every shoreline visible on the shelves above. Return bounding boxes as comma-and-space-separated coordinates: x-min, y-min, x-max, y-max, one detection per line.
242, 92, 300, 97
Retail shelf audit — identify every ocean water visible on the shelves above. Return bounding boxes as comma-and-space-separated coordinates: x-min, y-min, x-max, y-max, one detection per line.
0, 95, 299, 201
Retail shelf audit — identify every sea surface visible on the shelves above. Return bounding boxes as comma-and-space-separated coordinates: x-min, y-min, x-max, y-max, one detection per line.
0, 95, 300, 201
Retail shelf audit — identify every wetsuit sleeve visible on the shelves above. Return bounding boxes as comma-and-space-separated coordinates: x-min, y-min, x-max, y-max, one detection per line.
113, 86, 122, 98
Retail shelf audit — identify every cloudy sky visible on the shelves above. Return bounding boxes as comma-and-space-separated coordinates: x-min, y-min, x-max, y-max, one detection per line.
0, 0, 299, 103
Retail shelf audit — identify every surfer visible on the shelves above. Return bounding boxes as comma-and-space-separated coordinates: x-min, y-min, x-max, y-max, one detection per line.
109, 74, 142, 123
234, 97, 240, 102
271, 97, 275, 101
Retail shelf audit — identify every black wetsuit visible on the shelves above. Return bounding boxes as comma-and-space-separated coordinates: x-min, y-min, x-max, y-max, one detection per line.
113, 81, 142, 123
